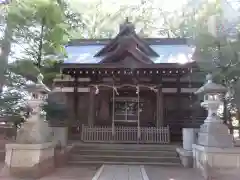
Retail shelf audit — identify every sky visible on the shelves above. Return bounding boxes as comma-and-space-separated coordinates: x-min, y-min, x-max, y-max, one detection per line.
1, 0, 192, 63
73, 0, 189, 12
0, 0, 7, 4
109, 0, 188, 11
1, 0, 240, 64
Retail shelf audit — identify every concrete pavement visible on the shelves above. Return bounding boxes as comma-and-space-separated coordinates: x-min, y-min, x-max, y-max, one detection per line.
93, 165, 148, 180
1, 163, 239, 180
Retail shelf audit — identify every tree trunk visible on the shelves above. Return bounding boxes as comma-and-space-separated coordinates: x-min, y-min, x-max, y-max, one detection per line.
36, 18, 45, 69
0, 20, 13, 94
223, 98, 227, 124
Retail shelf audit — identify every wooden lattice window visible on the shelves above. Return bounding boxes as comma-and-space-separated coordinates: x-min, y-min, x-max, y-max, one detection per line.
112, 97, 144, 122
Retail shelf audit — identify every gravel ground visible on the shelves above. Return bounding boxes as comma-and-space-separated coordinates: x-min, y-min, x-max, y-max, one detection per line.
0, 163, 99, 180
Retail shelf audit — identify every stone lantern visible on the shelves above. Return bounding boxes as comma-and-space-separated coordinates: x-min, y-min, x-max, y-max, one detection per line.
194, 74, 233, 148
191, 74, 240, 179
15, 73, 52, 144
4, 74, 56, 178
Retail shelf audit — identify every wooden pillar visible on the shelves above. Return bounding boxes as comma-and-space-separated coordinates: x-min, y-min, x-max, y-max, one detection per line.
88, 87, 95, 126
156, 87, 164, 127
73, 77, 78, 122
176, 76, 181, 117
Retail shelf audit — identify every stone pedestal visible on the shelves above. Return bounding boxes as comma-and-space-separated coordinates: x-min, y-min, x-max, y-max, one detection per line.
4, 142, 55, 178
52, 127, 68, 147
234, 138, 240, 147
176, 148, 193, 168
198, 121, 233, 148
192, 144, 240, 179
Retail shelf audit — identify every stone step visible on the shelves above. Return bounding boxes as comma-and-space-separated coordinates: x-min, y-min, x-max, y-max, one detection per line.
72, 143, 178, 151
69, 154, 180, 163
68, 160, 181, 166
68, 143, 181, 166
71, 149, 177, 157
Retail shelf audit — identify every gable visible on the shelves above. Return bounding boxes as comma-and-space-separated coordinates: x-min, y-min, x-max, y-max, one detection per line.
94, 19, 159, 58
95, 33, 159, 58
99, 47, 154, 65
99, 35, 154, 64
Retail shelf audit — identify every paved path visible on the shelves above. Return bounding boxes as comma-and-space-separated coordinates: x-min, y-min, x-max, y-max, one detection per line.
144, 166, 204, 180
0, 163, 240, 180
144, 166, 240, 180
94, 165, 148, 180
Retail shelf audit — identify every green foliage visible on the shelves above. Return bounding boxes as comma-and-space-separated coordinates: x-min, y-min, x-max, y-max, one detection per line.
66, 0, 221, 39
3, 0, 78, 87
0, 72, 29, 127
0, 0, 79, 126
14, 0, 70, 58
193, 17, 240, 109
8, 60, 40, 83
42, 97, 68, 125
194, 33, 240, 81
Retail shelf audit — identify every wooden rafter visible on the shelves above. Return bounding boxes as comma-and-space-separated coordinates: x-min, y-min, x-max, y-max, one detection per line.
61, 61, 198, 69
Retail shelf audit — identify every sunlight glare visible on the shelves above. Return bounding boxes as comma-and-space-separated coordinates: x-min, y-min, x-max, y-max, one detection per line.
2, 86, 7, 93
177, 54, 189, 64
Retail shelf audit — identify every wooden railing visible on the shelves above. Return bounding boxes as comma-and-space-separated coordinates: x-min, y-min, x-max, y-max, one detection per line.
81, 125, 170, 144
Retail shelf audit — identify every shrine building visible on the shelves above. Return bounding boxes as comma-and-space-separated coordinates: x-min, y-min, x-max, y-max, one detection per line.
53, 20, 206, 143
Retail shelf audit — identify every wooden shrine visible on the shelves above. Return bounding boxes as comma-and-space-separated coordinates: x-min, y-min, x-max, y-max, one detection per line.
53, 19, 206, 143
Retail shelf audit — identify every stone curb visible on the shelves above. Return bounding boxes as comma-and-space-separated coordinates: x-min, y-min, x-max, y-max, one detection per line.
92, 164, 104, 180
140, 165, 149, 180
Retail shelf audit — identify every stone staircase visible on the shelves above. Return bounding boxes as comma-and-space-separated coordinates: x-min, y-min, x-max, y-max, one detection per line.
68, 143, 181, 166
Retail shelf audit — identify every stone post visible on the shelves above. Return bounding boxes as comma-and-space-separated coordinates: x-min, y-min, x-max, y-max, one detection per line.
176, 128, 198, 168
52, 126, 68, 147
3, 73, 56, 179
183, 128, 198, 151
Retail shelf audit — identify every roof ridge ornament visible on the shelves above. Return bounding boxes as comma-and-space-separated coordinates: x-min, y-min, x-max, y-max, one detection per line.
119, 17, 135, 34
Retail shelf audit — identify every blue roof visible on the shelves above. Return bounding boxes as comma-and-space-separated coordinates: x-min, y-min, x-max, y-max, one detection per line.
65, 45, 103, 64
150, 45, 194, 64
64, 44, 195, 64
